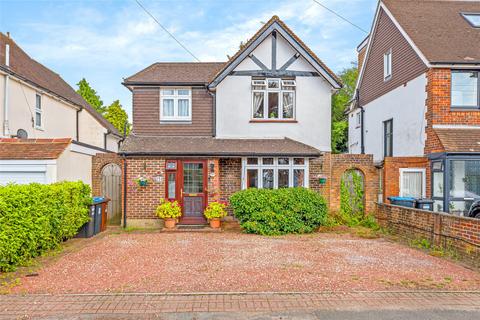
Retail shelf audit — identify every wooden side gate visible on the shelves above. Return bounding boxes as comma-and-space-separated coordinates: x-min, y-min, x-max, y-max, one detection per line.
101, 163, 122, 225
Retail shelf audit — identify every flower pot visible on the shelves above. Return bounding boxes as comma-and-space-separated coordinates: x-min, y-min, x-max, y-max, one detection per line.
164, 218, 176, 229
209, 218, 221, 229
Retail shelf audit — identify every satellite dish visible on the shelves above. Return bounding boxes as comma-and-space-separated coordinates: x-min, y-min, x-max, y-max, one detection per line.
16, 129, 28, 139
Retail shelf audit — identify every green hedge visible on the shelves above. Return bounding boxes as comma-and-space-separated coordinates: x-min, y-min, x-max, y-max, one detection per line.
0, 181, 91, 271
229, 187, 328, 235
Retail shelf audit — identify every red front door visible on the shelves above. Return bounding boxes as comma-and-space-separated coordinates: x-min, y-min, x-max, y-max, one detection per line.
178, 160, 207, 224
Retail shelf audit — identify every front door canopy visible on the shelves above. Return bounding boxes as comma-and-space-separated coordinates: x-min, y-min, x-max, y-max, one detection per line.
208, 16, 342, 90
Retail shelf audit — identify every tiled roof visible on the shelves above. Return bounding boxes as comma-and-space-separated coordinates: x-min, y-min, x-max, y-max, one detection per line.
124, 62, 225, 85
0, 138, 71, 159
434, 128, 480, 153
383, 0, 480, 64
120, 135, 321, 157
0, 33, 121, 136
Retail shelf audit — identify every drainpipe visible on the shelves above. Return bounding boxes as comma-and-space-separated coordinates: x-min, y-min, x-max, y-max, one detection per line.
360, 106, 365, 154
3, 42, 10, 137
123, 156, 127, 228
75, 109, 81, 141
208, 88, 216, 137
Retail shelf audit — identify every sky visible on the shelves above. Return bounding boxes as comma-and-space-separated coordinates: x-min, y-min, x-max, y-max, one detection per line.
0, 0, 377, 119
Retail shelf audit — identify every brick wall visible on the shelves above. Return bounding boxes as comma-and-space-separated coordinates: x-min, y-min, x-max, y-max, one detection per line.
425, 68, 480, 154
91, 153, 123, 196
376, 203, 480, 268
383, 156, 430, 200
219, 158, 242, 215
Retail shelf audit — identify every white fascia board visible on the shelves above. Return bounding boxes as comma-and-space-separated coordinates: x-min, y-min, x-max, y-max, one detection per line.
0, 159, 56, 165
70, 143, 104, 156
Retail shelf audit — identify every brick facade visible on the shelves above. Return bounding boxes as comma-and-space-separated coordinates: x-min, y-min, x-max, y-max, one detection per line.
383, 156, 430, 200
376, 203, 480, 268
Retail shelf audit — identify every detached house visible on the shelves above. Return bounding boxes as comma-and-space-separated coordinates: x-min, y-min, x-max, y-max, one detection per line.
121, 16, 342, 227
348, 0, 480, 215
0, 32, 122, 186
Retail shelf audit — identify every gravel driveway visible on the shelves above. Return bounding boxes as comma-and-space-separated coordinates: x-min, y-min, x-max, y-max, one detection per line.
9, 231, 480, 294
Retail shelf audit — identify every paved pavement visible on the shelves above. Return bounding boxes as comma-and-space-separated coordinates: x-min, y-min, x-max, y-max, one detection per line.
1, 291, 479, 319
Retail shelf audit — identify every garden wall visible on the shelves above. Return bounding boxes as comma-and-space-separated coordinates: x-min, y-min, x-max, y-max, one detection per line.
376, 203, 480, 268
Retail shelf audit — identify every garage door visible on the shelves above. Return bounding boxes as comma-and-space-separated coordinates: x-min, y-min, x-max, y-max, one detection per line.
0, 171, 47, 185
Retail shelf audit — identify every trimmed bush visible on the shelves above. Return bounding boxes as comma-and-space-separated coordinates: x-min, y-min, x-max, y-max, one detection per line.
0, 181, 91, 271
229, 187, 328, 235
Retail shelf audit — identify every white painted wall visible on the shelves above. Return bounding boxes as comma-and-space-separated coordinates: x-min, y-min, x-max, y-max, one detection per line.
56, 147, 93, 186
215, 33, 333, 151
348, 73, 427, 161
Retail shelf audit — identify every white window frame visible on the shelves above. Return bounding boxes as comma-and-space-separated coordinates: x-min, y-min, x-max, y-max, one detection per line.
251, 78, 296, 120
241, 157, 309, 189
399, 168, 426, 198
34, 93, 43, 129
160, 88, 192, 122
384, 49, 392, 80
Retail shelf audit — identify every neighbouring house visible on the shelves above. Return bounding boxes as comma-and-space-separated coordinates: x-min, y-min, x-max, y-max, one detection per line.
0, 32, 122, 186
348, 0, 480, 215
120, 15, 342, 227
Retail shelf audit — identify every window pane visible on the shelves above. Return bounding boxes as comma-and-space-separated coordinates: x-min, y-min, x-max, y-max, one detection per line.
433, 172, 444, 197
278, 169, 289, 188
384, 120, 393, 157
449, 160, 480, 199
452, 72, 478, 107
463, 14, 480, 27
278, 157, 289, 165
168, 173, 176, 198
247, 169, 258, 188
177, 89, 190, 96
293, 158, 305, 165
178, 99, 190, 117
262, 169, 274, 189
253, 92, 264, 118
183, 163, 204, 193
282, 92, 294, 118
293, 169, 305, 187
162, 89, 174, 95
433, 200, 444, 213
262, 158, 274, 165
449, 200, 472, 217
35, 112, 41, 127
267, 79, 279, 89
36, 94, 41, 109
163, 99, 174, 116
247, 158, 258, 165
268, 92, 279, 118
401, 171, 423, 198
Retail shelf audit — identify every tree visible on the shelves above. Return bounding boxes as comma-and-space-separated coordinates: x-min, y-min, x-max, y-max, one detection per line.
76, 78, 105, 114
104, 100, 131, 135
331, 64, 358, 153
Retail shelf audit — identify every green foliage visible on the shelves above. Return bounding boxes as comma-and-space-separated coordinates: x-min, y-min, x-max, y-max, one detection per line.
104, 100, 131, 135
331, 64, 358, 153
156, 199, 182, 219
339, 169, 365, 224
204, 201, 228, 219
76, 78, 105, 114
229, 188, 328, 236
0, 181, 91, 272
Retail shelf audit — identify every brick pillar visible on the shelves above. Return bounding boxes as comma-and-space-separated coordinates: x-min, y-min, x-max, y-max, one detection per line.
207, 158, 220, 203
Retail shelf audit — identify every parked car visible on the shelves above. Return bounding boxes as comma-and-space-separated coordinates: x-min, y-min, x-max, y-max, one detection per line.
467, 200, 480, 219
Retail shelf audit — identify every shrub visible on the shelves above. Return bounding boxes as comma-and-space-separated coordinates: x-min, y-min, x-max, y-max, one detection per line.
0, 181, 91, 272
156, 199, 182, 219
204, 201, 228, 220
229, 187, 328, 235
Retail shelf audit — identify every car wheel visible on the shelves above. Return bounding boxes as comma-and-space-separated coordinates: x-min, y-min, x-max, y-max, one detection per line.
475, 212, 480, 219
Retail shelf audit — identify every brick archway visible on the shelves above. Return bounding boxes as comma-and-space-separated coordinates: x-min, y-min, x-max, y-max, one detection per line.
92, 153, 123, 197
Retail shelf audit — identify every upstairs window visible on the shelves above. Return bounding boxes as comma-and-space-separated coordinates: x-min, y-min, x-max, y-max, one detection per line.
451, 71, 479, 109
461, 13, 480, 28
160, 88, 192, 122
35, 94, 42, 129
252, 78, 295, 120
383, 49, 392, 80
383, 119, 393, 157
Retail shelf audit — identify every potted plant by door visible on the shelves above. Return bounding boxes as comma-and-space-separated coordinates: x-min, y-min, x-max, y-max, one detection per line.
204, 201, 228, 229
156, 199, 182, 229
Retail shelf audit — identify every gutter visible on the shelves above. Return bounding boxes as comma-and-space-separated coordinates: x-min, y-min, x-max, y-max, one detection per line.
118, 151, 321, 157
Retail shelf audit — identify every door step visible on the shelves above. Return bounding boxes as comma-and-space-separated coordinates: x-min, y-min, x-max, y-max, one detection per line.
163, 224, 222, 232
176, 224, 207, 230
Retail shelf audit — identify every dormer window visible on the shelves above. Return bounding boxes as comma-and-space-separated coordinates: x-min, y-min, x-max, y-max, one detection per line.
160, 88, 192, 122
384, 49, 392, 80
461, 13, 480, 28
251, 78, 296, 120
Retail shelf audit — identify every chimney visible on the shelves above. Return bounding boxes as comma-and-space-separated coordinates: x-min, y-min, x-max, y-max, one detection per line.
6, 32, 10, 38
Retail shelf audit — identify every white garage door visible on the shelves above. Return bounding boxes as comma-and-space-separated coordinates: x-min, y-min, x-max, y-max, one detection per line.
0, 171, 47, 185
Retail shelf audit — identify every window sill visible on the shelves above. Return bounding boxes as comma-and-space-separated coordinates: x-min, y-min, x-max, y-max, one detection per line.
160, 120, 192, 124
35, 126, 44, 131
450, 107, 480, 112
249, 119, 298, 123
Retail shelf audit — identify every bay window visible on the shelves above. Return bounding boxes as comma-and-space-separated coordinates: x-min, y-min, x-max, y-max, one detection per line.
242, 157, 308, 189
160, 88, 192, 121
451, 71, 479, 109
252, 78, 295, 120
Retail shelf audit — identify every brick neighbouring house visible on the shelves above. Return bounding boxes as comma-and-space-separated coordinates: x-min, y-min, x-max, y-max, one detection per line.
119, 15, 344, 227
348, 0, 480, 217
